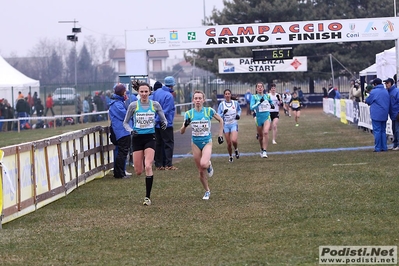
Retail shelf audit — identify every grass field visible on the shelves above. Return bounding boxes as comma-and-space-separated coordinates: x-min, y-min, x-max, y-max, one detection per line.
1, 107, 398, 265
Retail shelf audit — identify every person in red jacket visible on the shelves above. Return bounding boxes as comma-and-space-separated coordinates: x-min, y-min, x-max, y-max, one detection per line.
44, 93, 55, 116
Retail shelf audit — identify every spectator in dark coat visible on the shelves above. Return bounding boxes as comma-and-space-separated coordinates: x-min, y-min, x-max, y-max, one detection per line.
2, 99, 13, 131
16, 95, 30, 127
35, 98, 44, 117
94, 91, 105, 119
75, 94, 82, 124
0, 98, 5, 131
327, 84, 336, 98
152, 78, 177, 170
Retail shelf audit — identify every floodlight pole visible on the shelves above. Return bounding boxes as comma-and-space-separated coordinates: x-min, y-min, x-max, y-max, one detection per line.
59, 19, 80, 90
329, 54, 335, 88
59, 19, 80, 117
203, 0, 206, 25
74, 41, 77, 89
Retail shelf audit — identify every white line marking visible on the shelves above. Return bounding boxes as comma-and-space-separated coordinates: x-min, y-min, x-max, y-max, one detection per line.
332, 163, 368, 166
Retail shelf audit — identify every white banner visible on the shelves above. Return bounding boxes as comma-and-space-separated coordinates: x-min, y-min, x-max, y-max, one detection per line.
126, 17, 399, 51
358, 102, 372, 129
218, 57, 307, 73
346, 100, 354, 123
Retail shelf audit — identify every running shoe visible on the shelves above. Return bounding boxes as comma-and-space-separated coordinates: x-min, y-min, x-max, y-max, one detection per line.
229, 156, 233, 163
393, 147, 399, 151
262, 150, 268, 158
125, 171, 132, 176
165, 166, 178, 170
202, 191, 211, 200
272, 140, 277, 144
207, 161, 214, 177
235, 149, 240, 159
143, 197, 151, 206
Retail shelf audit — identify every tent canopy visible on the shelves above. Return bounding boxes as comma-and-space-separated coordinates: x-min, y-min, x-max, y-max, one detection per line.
376, 47, 396, 80
0, 55, 40, 105
359, 63, 377, 76
0, 56, 39, 87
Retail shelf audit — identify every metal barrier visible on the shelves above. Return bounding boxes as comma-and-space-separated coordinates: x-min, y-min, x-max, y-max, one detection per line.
0, 125, 114, 225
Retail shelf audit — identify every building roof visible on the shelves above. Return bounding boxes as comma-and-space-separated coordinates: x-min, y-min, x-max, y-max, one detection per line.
109, 49, 125, 59
178, 60, 192, 67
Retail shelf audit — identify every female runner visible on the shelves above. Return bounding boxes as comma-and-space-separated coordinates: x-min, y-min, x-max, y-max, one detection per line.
250, 82, 275, 158
123, 81, 168, 206
180, 90, 224, 200
217, 89, 241, 162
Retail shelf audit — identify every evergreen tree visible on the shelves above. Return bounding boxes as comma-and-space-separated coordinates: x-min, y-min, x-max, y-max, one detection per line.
66, 47, 77, 84
77, 44, 94, 83
47, 50, 63, 84
96, 64, 115, 83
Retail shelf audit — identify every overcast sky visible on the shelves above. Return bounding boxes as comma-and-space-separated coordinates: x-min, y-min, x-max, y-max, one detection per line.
1, 0, 225, 58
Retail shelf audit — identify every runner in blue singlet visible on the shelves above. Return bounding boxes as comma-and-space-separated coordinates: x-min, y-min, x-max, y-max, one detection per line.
250, 82, 275, 158
180, 90, 224, 201
123, 81, 168, 206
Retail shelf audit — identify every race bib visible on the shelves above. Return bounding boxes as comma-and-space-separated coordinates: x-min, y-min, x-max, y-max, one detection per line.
191, 120, 210, 137
258, 101, 270, 112
292, 101, 300, 108
135, 112, 155, 129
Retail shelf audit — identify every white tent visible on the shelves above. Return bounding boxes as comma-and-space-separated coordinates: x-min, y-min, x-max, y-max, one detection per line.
376, 47, 396, 80
359, 63, 377, 76
0, 55, 40, 105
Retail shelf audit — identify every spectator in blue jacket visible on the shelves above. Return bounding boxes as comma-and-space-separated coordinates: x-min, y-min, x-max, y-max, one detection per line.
384, 77, 399, 150
125, 89, 138, 108
244, 89, 252, 115
109, 84, 131, 178
334, 87, 341, 99
365, 78, 389, 152
151, 77, 177, 170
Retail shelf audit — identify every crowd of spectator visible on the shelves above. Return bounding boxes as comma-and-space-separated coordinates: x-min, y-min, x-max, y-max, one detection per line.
0, 89, 112, 132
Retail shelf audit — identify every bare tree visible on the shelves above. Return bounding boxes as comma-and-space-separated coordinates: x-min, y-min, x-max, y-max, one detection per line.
85, 35, 99, 65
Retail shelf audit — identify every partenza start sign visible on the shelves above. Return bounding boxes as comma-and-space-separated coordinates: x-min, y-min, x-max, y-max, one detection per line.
218, 57, 307, 74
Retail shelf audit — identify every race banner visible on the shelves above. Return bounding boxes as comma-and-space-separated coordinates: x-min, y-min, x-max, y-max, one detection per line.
218, 57, 307, 73
358, 102, 372, 129
340, 99, 348, 124
126, 17, 399, 51
346, 100, 354, 123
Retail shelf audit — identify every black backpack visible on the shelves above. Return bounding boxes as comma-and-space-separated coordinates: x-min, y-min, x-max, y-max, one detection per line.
109, 125, 117, 145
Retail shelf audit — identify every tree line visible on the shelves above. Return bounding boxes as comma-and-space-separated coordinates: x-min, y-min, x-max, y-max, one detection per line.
5, 36, 117, 86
